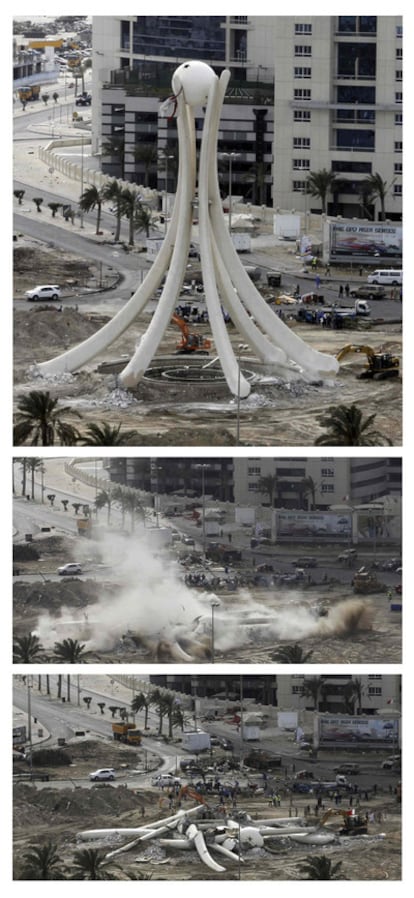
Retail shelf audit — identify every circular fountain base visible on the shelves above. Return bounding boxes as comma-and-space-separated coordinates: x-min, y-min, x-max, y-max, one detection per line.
98, 354, 257, 395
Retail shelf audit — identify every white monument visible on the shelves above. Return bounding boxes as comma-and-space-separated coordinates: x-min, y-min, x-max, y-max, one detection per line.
36, 62, 338, 397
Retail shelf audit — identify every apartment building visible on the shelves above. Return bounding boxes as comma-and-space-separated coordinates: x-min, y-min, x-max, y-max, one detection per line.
233, 457, 401, 510
105, 457, 235, 502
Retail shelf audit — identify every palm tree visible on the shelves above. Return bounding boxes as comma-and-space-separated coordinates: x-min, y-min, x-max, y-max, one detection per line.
241, 160, 270, 205
102, 178, 124, 241
120, 186, 140, 245
366, 172, 396, 221
298, 475, 317, 510
101, 137, 125, 179
149, 688, 169, 735
80, 422, 139, 446
25, 457, 43, 499
314, 403, 393, 447
14, 391, 81, 446
53, 638, 89, 663
13, 633, 45, 663
297, 855, 346, 880
134, 202, 153, 238
302, 676, 324, 710
257, 474, 278, 507
17, 841, 66, 880
133, 143, 158, 187
95, 489, 113, 523
121, 488, 145, 532
71, 848, 120, 880
344, 677, 365, 715
131, 692, 151, 729
79, 185, 104, 234
306, 168, 337, 214
272, 644, 314, 663
358, 181, 376, 220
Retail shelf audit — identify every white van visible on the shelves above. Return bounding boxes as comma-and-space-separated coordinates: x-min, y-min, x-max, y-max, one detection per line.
367, 269, 402, 286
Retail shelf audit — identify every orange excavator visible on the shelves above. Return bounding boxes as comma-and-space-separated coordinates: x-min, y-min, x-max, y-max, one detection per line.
319, 808, 368, 835
178, 785, 209, 804
172, 314, 211, 354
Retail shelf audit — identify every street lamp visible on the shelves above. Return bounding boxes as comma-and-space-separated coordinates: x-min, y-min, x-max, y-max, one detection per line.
195, 463, 209, 558
210, 597, 220, 663
236, 344, 249, 445
80, 135, 84, 228
219, 152, 240, 232
159, 153, 174, 235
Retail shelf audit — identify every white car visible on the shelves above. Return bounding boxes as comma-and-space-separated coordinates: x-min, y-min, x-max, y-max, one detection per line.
89, 768, 116, 782
151, 774, 181, 787
58, 563, 82, 576
25, 284, 61, 302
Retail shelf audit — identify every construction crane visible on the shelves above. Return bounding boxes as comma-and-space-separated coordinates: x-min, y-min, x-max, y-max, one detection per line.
336, 344, 400, 380
171, 314, 211, 354
319, 808, 368, 835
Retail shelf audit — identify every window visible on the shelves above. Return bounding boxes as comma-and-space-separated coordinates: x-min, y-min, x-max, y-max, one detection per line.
248, 466, 261, 475
294, 66, 312, 78
395, 113, 403, 126
393, 184, 402, 196
396, 24, 403, 38
321, 483, 334, 493
394, 141, 403, 153
321, 468, 334, 477
368, 687, 382, 696
292, 685, 304, 694
248, 482, 260, 491
395, 92, 403, 104
293, 159, 310, 170
395, 70, 403, 81
394, 162, 402, 175
293, 180, 307, 191
295, 45, 312, 56
294, 110, 311, 122
295, 23, 312, 34
293, 137, 311, 148
396, 47, 403, 60
294, 89, 311, 100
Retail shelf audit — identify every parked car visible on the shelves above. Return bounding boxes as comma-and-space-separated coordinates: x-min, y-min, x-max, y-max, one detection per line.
152, 774, 181, 787
75, 93, 92, 106
291, 556, 318, 568
220, 738, 234, 751
349, 284, 386, 300
58, 563, 82, 576
381, 756, 401, 770
333, 763, 360, 775
89, 768, 116, 781
25, 284, 61, 302
182, 536, 195, 546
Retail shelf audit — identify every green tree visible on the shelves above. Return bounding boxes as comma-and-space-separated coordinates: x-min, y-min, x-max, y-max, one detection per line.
101, 138, 125, 179
149, 688, 169, 735
344, 677, 365, 715
298, 475, 317, 510
16, 841, 66, 880
241, 160, 270, 205
134, 201, 153, 239
13, 633, 45, 663
366, 172, 396, 221
33, 197, 43, 212
52, 92, 59, 103
14, 391, 81, 446
48, 202, 62, 218
95, 489, 113, 523
297, 854, 346, 880
79, 184, 104, 234
131, 692, 150, 729
26, 457, 43, 499
80, 422, 139, 446
133, 142, 158, 187
120, 185, 140, 246
41, 94, 50, 106
53, 638, 89, 663
272, 644, 314, 663
14, 189, 25, 204
102, 178, 124, 240
314, 403, 393, 447
302, 676, 324, 710
71, 848, 120, 881
257, 474, 278, 506
306, 168, 337, 214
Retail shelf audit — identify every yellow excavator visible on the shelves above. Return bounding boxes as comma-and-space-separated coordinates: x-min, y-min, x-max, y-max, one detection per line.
336, 344, 400, 380
319, 808, 368, 835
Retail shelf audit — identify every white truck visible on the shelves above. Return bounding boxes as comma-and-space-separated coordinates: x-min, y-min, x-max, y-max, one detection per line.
181, 731, 211, 752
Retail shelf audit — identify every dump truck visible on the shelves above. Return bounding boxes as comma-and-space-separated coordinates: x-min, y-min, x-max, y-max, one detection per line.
352, 569, 384, 594
111, 723, 142, 745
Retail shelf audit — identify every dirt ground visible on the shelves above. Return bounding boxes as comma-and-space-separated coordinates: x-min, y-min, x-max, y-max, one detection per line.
13, 534, 402, 665
13, 738, 401, 880
13, 244, 402, 447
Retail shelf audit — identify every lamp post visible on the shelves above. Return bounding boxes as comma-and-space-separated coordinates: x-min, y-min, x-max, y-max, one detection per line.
159, 153, 174, 235
195, 463, 209, 558
236, 343, 248, 446
210, 598, 220, 663
219, 152, 240, 232
80, 135, 84, 228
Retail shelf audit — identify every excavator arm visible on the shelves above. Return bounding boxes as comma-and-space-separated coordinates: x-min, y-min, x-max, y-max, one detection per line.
336, 344, 374, 362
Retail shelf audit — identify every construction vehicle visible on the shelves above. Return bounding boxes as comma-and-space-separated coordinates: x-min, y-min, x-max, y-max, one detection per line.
178, 785, 208, 804
319, 808, 368, 835
336, 344, 400, 380
111, 722, 142, 745
18, 85, 40, 103
171, 314, 211, 354
352, 568, 384, 594
77, 517, 92, 537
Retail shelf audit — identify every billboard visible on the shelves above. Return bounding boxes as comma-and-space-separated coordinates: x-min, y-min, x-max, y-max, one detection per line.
325, 221, 402, 262
317, 716, 400, 748
275, 511, 352, 539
